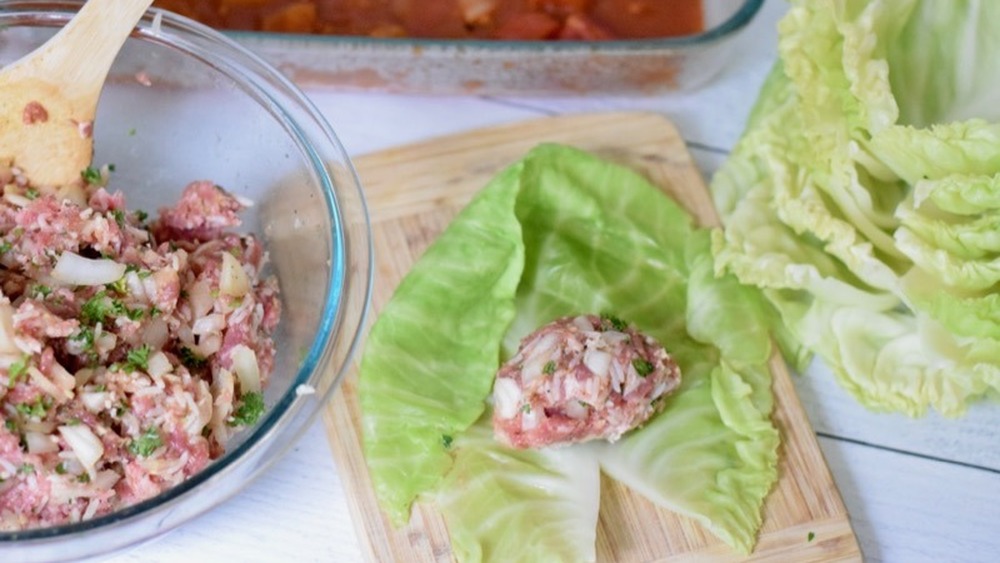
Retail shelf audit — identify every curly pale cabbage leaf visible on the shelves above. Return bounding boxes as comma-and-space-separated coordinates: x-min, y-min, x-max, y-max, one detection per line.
712, 0, 1000, 417
360, 144, 781, 559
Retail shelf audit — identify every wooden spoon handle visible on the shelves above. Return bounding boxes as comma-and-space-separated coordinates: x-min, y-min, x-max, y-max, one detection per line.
3, 0, 155, 102
0, 0, 154, 188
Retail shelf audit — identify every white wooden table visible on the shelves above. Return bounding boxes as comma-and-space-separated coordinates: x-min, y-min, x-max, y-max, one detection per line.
109, 1, 1000, 561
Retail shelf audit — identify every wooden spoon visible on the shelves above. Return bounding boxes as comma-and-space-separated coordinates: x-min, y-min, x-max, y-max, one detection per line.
0, 0, 154, 189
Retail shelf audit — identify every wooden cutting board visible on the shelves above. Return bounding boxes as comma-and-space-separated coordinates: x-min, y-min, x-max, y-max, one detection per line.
321, 112, 862, 562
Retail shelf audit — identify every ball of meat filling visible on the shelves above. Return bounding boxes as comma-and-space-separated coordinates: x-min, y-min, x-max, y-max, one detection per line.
492, 314, 681, 449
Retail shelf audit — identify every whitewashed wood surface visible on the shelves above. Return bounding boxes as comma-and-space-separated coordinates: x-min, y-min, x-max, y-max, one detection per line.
107, 1, 1000, 561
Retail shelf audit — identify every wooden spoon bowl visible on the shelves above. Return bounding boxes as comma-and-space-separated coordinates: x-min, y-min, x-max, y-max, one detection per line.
0, 0, 154, 189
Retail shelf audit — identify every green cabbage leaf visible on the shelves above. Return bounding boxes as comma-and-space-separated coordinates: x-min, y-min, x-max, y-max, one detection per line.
359, 165, 525, 526
360, 144, 781, 559
436, 416, 601, 563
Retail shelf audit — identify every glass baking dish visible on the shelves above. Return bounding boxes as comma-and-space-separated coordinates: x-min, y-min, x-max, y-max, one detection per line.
224, 0, 764, 95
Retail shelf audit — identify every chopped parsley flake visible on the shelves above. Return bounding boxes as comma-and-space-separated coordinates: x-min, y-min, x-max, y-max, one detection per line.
124, 344, 152, 373
807, 532, 815, 542
55, 462, 67, 475
82, 291, 140, 323
81, 292, 114, 325
81, 166, 102, 184
135, 209, 148, 223
107, 278, 127, 295
228, 392, 265, 427
124, 306, 145, 321
543, 360, 556, 375
24, 187, 39, 200
4, 419, 16, 431
128, 427, 163, 457
632, 358, 654, 377
521, 403, 532, 413
19, 463, 35, 475
81, 164, 115, 185
441, 434, 454, 448
0, 242, 11, 254
70, 326, 96, 354
178, 346, 207, 370
112, 399, 130, 418
32, 285, 51, 298
16, 397, 49, 419
7, 355, 30, 387
77, 472, 91, 483
111, 209, 126, 228
601, 313, 628, 332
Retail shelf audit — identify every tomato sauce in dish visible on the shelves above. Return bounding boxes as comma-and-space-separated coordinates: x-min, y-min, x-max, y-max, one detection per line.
154, 0, 704, 40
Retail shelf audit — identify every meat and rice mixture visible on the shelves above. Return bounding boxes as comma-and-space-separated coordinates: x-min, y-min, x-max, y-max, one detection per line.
0, 164, 280, 530
493, 314, 680, 449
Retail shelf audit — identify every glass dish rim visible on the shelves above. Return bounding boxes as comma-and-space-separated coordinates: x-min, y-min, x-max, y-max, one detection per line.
225, 0, 765, 52
0, 0, 372, 545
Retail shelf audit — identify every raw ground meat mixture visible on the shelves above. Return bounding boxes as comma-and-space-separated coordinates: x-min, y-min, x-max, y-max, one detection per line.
0, 164, 280, 530
493, 314, 681, 449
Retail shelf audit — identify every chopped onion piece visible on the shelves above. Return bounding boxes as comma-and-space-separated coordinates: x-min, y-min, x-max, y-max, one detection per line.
521, 406, 539, 430
192, 314, 224, 336
564, 400, 588, 420
81, 392, 108, 412
59, 425, 104, 476
142, 318, 169, 350
0, 301, 20, 355
583, 348, 612, 378
51, 252, 126, 286
91, 469, 120, 491
188, 280, 213, 318
26, 431, 58, 454
49, 361, 76, 393
147, 351, 172, 379
572, 315, 593, 332
188, 379, 212, 436
219, 252, 251, 298
3, 193, 31, 208
74, 368, 95, 387
492, 378, 522, 419
230, 344, 260, 393
23, 420, 55, 433
195, 332, 222, 357
602, 330, 630, 345
95, 331, 117, 356
521, 332, 559, 384
210, 368, 236, 445
29, 366, 71, 400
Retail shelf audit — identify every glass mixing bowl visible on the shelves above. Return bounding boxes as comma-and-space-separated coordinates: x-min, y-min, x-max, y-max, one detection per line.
0, 2, 372, 560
